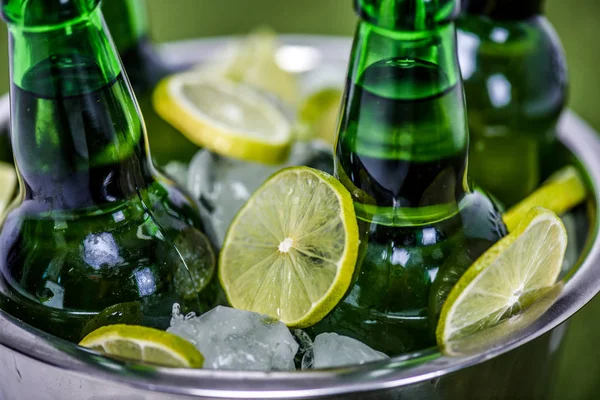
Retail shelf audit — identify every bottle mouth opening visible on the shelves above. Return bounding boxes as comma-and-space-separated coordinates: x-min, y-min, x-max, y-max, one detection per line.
1, 0, 100, 28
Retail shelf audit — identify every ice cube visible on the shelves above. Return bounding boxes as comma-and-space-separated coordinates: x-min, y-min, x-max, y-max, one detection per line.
168, 305, 299, 371
292, 329, 313, 368
186, 141, 333, 247
293, 329, 313, 355
303, 333, 389, 369
298, 64, 346, 99
163, 161, 189, 187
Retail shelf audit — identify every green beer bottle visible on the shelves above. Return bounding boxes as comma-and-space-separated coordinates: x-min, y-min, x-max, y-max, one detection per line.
102, 0, 198, 165
458, 0, 568, 206
0, 0, 216, 342
311, 0, 507, 355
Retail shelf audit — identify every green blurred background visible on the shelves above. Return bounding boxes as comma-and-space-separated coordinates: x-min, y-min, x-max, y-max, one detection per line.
0, 0, 598, 397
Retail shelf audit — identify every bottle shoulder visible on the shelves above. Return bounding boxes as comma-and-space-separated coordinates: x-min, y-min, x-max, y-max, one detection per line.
457, 16, 568, 127
458, 16, 567, 78
457, 15, 562, 49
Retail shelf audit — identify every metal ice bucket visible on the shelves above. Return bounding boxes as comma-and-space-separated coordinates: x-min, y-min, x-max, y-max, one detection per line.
0, 36, 599, 400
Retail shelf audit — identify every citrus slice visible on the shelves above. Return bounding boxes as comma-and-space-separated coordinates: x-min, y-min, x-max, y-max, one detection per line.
79, 324, 204, 368
503, 165, 587, 232
219, 166, 359, 327
79, 302, 144, 340
437, 207, 567, 347
0, 162, 17, 214
442, 283, 563, 356
222, 27, 299, 105
153, 73, 292, 165
295, 88, 343, 144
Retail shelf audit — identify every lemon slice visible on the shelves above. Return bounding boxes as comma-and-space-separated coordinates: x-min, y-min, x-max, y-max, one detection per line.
219, 166, 359, 327
503, 165, 587, 232
222, 27, 299, 105
153, 73, 292, 165
80, 324, 204, 368
0, 162, 17, 214
437, 207, 567, 347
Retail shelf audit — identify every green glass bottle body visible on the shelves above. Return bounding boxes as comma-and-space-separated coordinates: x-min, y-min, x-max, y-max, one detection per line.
102, 0, 198, 166
311, 0, 507, 355
458, 0, 568, 206
0, 0, 216, 342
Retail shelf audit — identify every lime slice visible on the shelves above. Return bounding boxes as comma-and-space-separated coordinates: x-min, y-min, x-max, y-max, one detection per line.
503, 165, 587, 232
0, 162, 17, 214
442, 283, 563, 356
153, 73, 292, 165
79, 302, 144, 340
296, 88, 342, 144
80, 324, 204, 368
219, 166, 359, 327
437, 207, 567, 347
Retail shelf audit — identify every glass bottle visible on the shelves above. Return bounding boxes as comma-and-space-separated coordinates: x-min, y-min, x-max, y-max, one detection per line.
102, 0, 199, 166
310, 0, 507, 355
458, 0, 568, 206
0, 0, 216, 342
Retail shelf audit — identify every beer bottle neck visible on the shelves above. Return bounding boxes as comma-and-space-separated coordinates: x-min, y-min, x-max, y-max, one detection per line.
351, 0, 464, 108
464, 0, 543, 21
103, 0, 167, 93
347, 16, 467, 159
355, 0, 461, 31
6, 1, 120, 95
2, 0, 100, 27
3, 0, 153, 210
334, 2, 470, 213
350, 19, 463, 99
102, 0, 149, 55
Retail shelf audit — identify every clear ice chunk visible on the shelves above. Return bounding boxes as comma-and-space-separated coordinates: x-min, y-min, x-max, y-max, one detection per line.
186, 141, 333, 247
163, 161, 189, 187
303, 333, 389, 370
167, 304, 299, 371
293, 329, 313, 355
293, 329, 313, 369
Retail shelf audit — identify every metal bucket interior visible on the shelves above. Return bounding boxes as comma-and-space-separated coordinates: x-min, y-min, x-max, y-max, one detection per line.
0, 36, 599, 400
